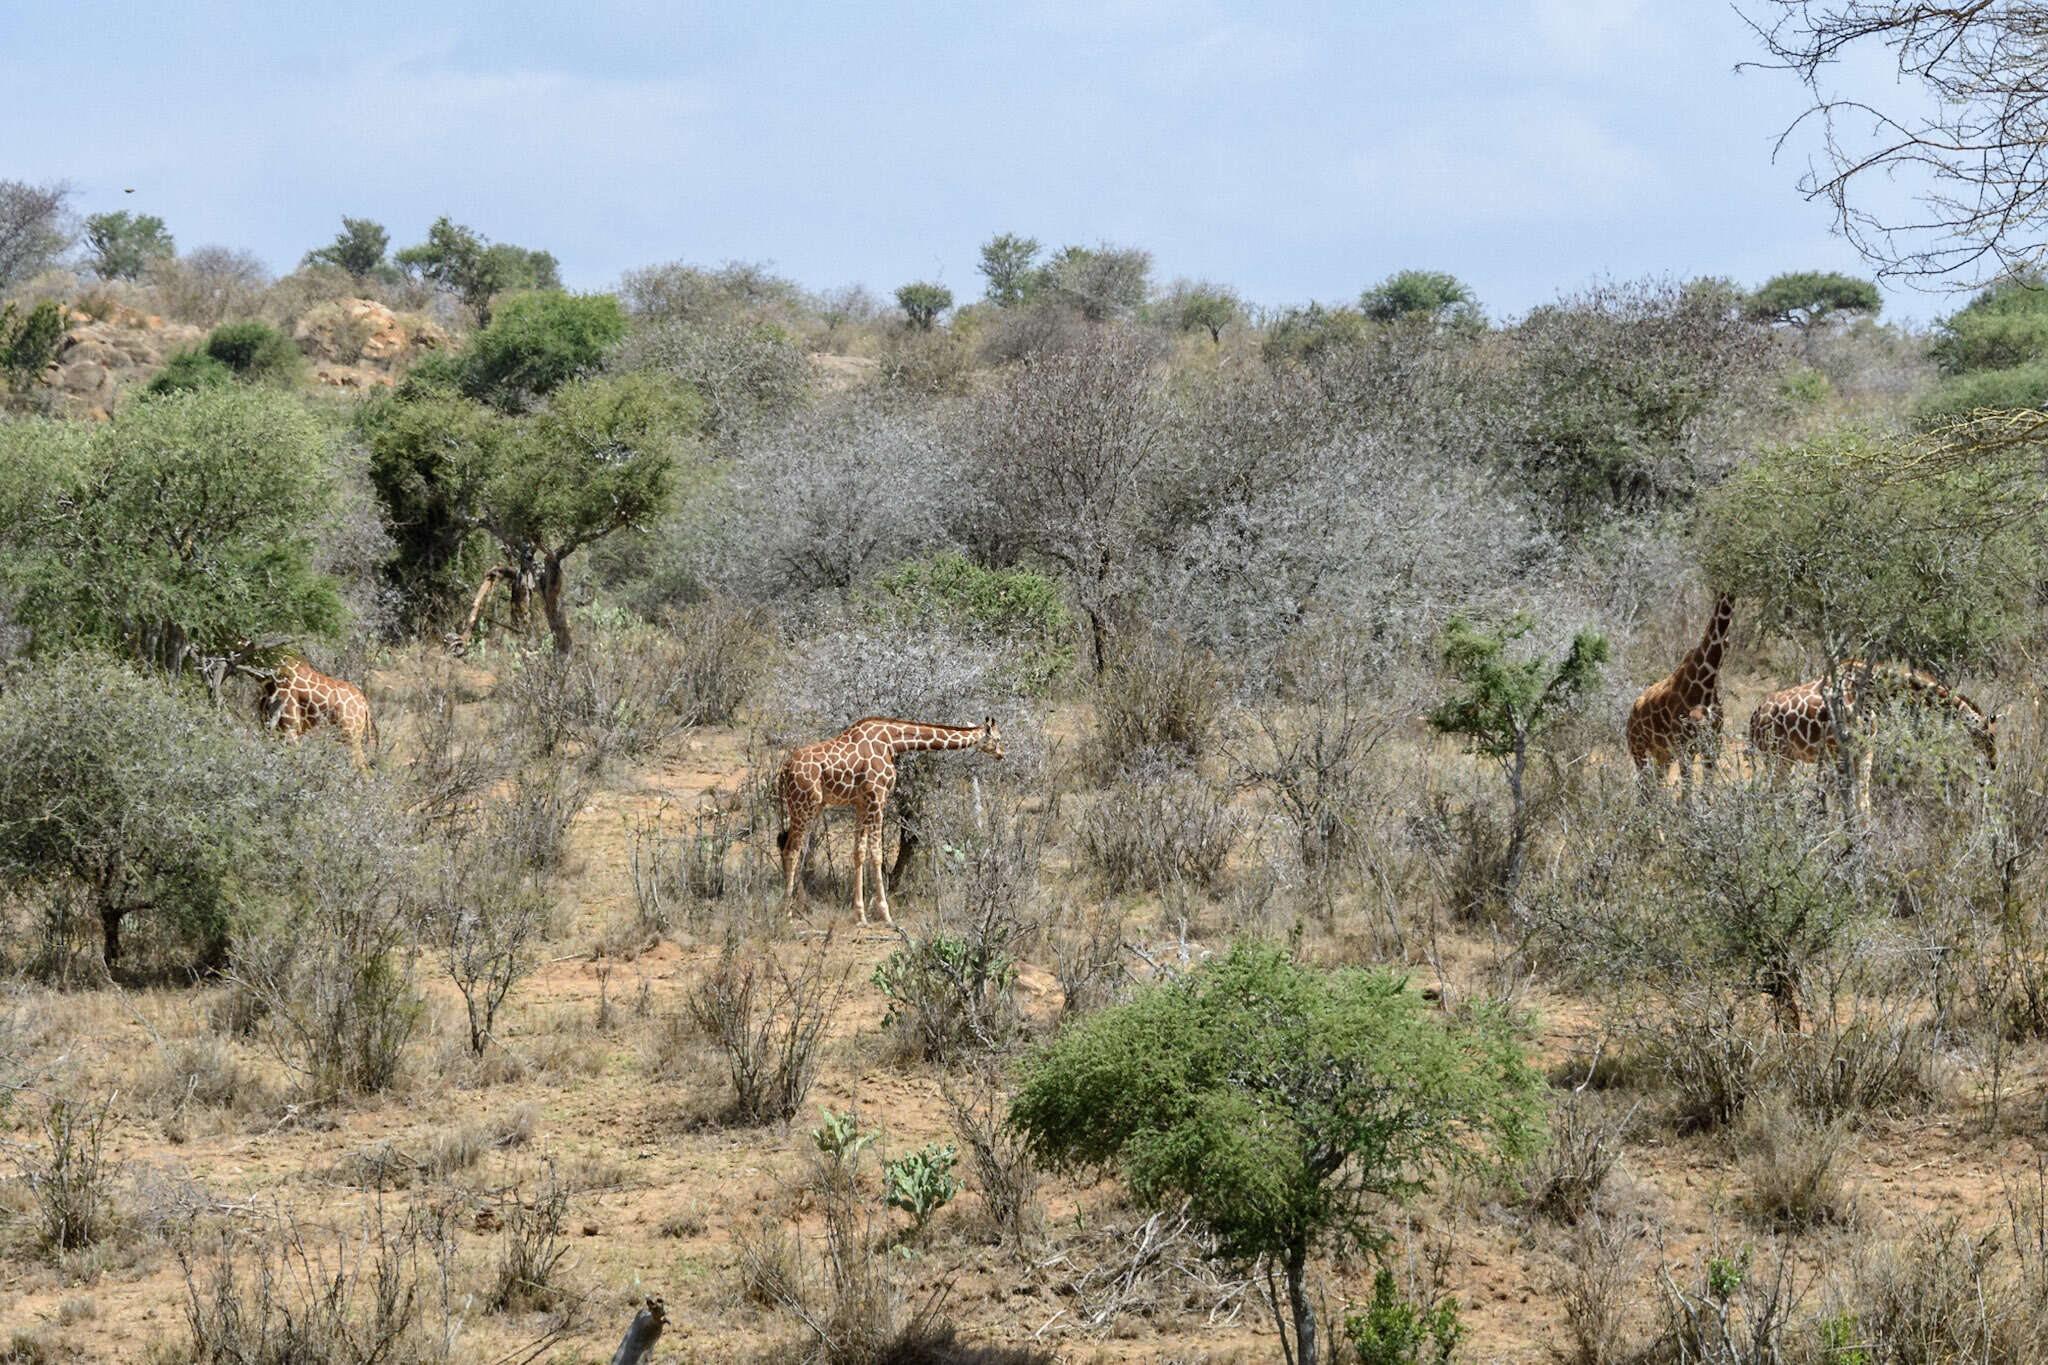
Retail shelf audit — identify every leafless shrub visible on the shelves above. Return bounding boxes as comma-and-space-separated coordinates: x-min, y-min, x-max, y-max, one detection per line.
1230, 623, 1403, 874
1036, 1199, 1253, 1337
145, 247, 272, 327
1657, 1240, 1805, 1365
734, 1218, 807, 1311
1092, 631, 1225, 775
1050, 904, 1128, 1021
941, 1065, 1040, 1245
688, 936, 843, 1126
488, 1159, 574, 1314
11, 1095, 118, 1252
148, 1036, 273, 1134
1738, 1097, 1857, 1233
431, 846, 550, 1057
490, 762, 587, 878
1531, 1087, 1636, 1225
175, 1200, 459, 1365
400, 658, 502, 832
1081, 752, 1244, 896
227, 777, 424, 1100
612, 314, 812, 440
660, 595, 771, 724
1549, 1211, 1652, 1365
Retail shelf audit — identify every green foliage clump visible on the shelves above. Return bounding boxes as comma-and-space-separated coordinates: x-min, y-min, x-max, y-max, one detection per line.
872, 930, 1020, 1062
895, 281, 953, 331
1171, 284, 1240, 343
2, 387, 342, 670
1360, 269, 1481, 329
1010, 941, 1541, 1365
1929, 274, 2048, 376
1914, 360, 2048, 426
204, 319, 303, 384
0, 300, 64, 398
145, 348, 235, 396
1429, 613, 1608, 894
1746, 271, 1882, 327
446, 290, 628, 409
82, 210, 172, 281
1344, 1269, 1464, 1365
865, 552, 1074, 690
1702, 430, 2039, 674
978, 232, 1042, 308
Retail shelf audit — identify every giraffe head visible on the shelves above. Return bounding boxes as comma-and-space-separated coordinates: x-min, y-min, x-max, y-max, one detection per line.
977, 716, 1006, 760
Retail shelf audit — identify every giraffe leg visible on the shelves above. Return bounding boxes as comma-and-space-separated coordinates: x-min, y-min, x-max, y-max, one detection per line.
869, 822, 893, 926
851, 820, 870, 926
782, 816, 811, 916
1857, 749, 1874, 823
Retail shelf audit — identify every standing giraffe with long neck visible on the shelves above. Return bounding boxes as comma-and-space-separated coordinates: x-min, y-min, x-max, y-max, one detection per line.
1626, 592, 1733, 796
776, 716, 1005, 925
1749, 661, 1996, 816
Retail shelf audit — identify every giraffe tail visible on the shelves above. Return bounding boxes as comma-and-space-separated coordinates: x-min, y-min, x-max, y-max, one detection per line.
776, 827, 790, 852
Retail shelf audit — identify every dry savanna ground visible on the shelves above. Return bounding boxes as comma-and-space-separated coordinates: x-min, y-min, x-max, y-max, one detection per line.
4, 631, 2046, 1365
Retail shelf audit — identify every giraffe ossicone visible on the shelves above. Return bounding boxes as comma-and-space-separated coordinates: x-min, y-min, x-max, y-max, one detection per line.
775, 715, 1005, 926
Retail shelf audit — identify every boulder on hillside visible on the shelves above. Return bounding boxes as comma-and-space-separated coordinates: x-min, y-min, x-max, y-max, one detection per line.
294, 298, 447, 370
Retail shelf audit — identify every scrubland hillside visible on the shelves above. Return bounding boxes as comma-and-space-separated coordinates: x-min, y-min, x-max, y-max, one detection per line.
6, 204, 2048, 1363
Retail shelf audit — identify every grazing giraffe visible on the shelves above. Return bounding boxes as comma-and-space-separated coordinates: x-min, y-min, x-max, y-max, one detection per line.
1625, 592, 1733, 796
246, 652, 377, 768
776, 716, 1005, 925
1748, 661, 1996, 816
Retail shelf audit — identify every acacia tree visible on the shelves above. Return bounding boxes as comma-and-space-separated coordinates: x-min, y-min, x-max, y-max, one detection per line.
1360, 268, 1482, 329
303, 215, 391, 281
82, 211, 173, 280
977, 232, 1041, 308
397, 216, 559, 324
895, 281, 952, 331
2, 388, 342, 682
1745, 3, 2048, 281
447, 372, 690, 654
1428, 613, 1608, 896
1745, 270, 1882, 327
1011, 942, 1541, 1365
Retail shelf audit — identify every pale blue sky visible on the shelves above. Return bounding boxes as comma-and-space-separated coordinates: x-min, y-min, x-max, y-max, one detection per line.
3, 1, 1943, 321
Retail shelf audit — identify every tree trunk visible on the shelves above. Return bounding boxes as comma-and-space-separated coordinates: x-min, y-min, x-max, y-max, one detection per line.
448, 565, 517, 654
1285, 1247, 1317, 1365
887, 820, 919, 891
1504, 749, 1529, 895
539, 550, 572, 655
100, 906, 123, 967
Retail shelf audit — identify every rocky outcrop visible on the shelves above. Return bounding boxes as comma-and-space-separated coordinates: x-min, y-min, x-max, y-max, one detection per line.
45, 310, 204, 415
293, 298, 446, 370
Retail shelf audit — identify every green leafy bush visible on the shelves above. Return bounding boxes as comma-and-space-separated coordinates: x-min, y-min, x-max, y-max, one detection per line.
865, 552, 1074, 690
1343, 1269, 1463, 1365
1011, 941, 1541, 1365
145, 348, 235, 396
205, 319, 302, 383
451, 289, 628, 409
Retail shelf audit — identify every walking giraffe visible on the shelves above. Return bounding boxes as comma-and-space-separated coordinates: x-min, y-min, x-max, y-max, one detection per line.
1748, 661, 1996, 817
244, 651, 377, 768
776, 716, 1005, 925
1626, 592, 1733, 796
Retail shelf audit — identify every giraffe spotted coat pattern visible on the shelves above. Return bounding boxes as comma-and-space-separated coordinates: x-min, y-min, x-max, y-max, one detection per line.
257, 653, 377, 768
776, 716, 1004, 925
1748, 661, 1995, 813
1626, 592, 1733, 792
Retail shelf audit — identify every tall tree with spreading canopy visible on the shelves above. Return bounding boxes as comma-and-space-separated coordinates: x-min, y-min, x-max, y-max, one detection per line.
977, 232, 1041, 308
444, 373, 693, 654
1745, 270, 1882, 327
396, 216, 560, 324
82, 210, 173, 281
1011, 942, 1541, 1365
894, 281, 953, 331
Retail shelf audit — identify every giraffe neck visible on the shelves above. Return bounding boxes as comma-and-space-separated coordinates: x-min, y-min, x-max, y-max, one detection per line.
881, 722, 983, 758
1850, 663, 1987, 730
1673, 593, 1732, 706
